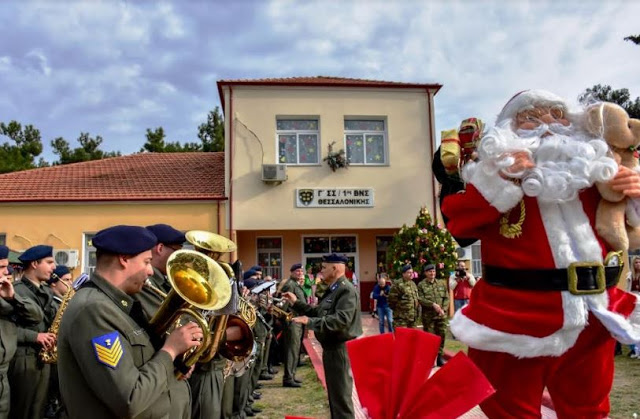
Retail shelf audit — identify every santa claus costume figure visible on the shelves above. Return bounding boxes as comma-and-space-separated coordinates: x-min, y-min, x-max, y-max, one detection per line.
442, 90, 640, 418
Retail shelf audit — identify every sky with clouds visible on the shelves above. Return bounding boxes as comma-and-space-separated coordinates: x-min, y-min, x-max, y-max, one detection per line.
1, 0, 639, 162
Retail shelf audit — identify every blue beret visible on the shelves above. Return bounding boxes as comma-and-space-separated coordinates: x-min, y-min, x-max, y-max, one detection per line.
243, 270, 257, 280
18, 245, 53, 263
402, 264, 413, 273
53, 265, 70, 278
93, 225, 158, 255
423, 264, 436, 272
244, 278, 263, 290
250, 265, 263, 273
322, 253, 348, 264
290, 263, 303, 272
145, 224, 185, 245
0, 245, 8, 260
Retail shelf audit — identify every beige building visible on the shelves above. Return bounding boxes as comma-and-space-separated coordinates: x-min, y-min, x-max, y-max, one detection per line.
218, 76, 442, 307
0, 153, 227, 276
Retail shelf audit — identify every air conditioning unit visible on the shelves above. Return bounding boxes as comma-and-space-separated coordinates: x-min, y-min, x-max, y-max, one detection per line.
53, 249, 79, 268
262, 164, 287, 182
455, 247, 471, 260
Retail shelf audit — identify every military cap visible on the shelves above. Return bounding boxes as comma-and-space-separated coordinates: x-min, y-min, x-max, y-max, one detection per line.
290, 263, 303, 272
243, 270, 257, 280
322, 253, 348, 264
18, 245, 53, 263
145, 224, 185, 245
50, 265, 70, 283
423, 264, 436, 272
401, 264, 413, 273
250, 265, 263, 273
92, 225, 158, 255
0, 245, 8, 260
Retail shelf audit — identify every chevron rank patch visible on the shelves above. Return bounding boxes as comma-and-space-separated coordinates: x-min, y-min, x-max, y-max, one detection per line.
92, 331, 124, 369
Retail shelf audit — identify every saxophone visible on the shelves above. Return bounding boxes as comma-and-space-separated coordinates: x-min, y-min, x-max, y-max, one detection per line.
40, 280, 75, 364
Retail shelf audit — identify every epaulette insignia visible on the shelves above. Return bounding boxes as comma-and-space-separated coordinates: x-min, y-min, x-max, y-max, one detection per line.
92, 331, 124, 369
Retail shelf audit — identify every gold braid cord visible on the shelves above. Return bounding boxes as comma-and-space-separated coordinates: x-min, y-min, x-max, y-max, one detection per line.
499, 200, 526, 239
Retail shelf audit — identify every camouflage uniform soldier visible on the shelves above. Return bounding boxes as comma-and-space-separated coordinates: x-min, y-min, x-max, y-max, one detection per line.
387, 264, 419, 328
417, 264, 449, 367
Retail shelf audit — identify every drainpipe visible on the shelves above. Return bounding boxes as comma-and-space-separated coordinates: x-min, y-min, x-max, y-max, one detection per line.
228, 86, 237, 261
426, 89, 438, 219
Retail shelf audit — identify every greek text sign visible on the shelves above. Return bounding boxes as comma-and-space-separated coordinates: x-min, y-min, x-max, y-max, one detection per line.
296, 188, 374, 208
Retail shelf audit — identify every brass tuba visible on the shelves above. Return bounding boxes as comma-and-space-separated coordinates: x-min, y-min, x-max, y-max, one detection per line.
148, 249, 232, 376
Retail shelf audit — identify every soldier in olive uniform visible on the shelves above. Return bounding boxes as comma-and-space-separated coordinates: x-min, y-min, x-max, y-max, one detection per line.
132, 224, 191, 419
57, 225, 201, 419
417, 264, 449, 367
279, 263, 306, 387
387, 264, 419, 328
283, 253, 363, 419
0, 246, 43, 419
9, 245, 57, 419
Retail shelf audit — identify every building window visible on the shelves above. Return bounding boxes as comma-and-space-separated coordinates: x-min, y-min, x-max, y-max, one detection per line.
303, 235, 358, 276
257, 237, 282, 280
376, 236, 393, 273
83, 233, 96, 276
0, 233, 5, 246
471, 242, 482, 278
276, 119, 319, 165
344, 119, 387, 165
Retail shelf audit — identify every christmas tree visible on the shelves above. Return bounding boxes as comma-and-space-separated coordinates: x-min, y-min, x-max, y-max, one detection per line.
386, 206, 458, 279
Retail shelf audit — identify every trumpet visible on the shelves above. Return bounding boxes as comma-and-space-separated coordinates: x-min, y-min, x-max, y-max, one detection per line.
258, 295, 294, 322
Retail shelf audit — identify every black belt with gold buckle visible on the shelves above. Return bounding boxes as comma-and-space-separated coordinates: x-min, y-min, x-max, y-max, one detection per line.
483, 263, 622, 295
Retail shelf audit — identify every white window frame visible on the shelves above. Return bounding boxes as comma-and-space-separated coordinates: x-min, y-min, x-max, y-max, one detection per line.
83, 232, 97, 276
471, 241, 482, 278
275, 117, 321, 166
343, 117, 389, 166
256, 236, 283, 280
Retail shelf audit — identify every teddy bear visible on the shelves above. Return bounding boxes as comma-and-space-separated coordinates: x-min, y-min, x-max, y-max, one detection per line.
588, 102, 640, 251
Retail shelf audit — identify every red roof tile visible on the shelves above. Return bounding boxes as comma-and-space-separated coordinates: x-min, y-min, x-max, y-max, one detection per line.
0, 152, 226, 202
217, 76, 442, 108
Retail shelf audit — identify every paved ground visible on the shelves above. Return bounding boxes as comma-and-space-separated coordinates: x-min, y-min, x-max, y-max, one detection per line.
303, 314, 558, 418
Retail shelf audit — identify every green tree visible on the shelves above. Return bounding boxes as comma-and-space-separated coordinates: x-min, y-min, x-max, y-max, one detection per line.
578, 84, 640, 119
624, 34, 640, 45
140, 127, 201, 152
52, 132, 120, 165
197, 106, 224, 151
386, 207, 457, 280
0, 121, 45, 173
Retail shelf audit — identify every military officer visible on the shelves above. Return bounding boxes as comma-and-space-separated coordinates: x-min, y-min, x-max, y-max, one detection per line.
387, 264, 419, 328
283, 253, 363, 419
9, 245, 57, 419
278, 263, 306, 388
57, 225, 202, 419
130, 224, 191, 419
417, 264, 449, 367
0, 245, 43, 419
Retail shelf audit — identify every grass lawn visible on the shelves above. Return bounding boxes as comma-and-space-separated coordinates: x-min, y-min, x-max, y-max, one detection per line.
445, 332, 640, 417
252, 360, 330, 419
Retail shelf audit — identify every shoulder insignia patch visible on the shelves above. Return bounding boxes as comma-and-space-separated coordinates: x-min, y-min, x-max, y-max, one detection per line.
92, 331, 124, 369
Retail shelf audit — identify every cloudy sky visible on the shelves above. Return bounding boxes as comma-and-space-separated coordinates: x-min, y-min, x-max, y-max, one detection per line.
1, 0, 638, 162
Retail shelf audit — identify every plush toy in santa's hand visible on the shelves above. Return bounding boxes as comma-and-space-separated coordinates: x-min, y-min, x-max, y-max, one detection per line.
440, 90, 640, 419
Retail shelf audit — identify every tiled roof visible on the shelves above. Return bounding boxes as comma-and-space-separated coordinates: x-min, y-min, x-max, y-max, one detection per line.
217, 76, 442, 106
0, 152, 226, 202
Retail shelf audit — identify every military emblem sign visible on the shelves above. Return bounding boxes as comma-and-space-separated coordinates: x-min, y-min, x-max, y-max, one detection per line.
298, 189, 315, 206
92, 331, 124, 369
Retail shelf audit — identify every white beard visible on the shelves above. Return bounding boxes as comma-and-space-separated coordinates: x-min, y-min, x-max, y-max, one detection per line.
464, 121, 618, 204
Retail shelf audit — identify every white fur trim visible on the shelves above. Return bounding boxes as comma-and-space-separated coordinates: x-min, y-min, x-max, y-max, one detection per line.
450, 293, 586, 358
466, 166, 524, 213
626, 198, 640, 227
589, 293, 640, 344
537, 200, 602, 268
